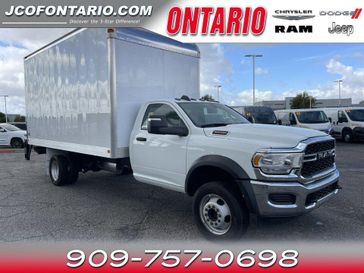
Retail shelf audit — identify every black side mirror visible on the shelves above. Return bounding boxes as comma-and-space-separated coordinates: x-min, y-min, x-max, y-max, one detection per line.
328, 117, 332, 123
147, 115, 188, 136
277, 119, 282, 125
0, 128, 6, 133
246, 116, 254, 123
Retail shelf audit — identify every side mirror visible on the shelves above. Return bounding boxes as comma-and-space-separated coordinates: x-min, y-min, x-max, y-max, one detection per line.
277, 119, 282, 125
246, 116, 254, 123
328, 117, 332, 123
147, 115, 188, 136
0, 128, 6, 133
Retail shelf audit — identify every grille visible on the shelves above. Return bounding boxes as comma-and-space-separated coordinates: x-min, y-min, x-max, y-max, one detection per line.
301, 157, 335, 177
304, 140, 335, 155
301, 140, 335, 177
306, 182, 338, 206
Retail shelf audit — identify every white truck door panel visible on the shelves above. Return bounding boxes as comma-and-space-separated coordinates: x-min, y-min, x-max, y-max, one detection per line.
133, 133, 188, 190
336, 110, 349, 136
131, 103, 188, 191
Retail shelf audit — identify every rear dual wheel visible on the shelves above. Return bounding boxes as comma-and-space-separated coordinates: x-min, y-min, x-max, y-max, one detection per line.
49, 155, 79, 186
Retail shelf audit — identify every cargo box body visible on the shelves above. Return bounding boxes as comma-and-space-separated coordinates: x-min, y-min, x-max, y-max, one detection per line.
24, 28, 200, 158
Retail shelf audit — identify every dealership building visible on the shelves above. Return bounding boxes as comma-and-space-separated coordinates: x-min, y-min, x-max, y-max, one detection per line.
255, 97, 353, 110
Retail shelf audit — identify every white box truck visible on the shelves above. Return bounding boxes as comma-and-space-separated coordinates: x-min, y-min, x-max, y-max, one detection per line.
24, 28, 340, 239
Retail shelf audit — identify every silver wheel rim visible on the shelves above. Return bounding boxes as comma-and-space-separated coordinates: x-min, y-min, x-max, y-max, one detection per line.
199, 194, 232, 235
51, 160, 59, 181
344, 133, 351, 142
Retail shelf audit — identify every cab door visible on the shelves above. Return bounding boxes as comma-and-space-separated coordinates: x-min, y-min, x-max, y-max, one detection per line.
289, 112, 298, 127
336, 110, 349, 136
131, 103, 189, 191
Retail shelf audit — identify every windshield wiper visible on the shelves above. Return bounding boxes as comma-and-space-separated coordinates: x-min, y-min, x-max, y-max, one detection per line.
201, 123, 230, 128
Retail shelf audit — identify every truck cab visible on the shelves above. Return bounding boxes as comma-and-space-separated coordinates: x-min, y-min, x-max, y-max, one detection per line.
129, 97, 340, 239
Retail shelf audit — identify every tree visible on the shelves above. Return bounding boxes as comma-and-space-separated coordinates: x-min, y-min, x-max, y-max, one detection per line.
0, 112, 5, 123
290, 92, 316, 109
14, 115, 26, 122
200, 94, 215, 101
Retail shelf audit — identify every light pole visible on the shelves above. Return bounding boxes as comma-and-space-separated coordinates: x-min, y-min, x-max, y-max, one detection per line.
334, 80, 343, 107
245, 54, 263, 105
215, 84, 221, 101
0, 95, 8, 123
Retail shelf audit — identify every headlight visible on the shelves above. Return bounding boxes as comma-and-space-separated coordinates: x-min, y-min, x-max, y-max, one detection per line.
252, 152, 303, 175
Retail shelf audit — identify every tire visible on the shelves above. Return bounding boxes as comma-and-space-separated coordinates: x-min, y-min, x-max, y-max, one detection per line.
342, 130, 353, 143
49, 155, 73, 186
193, 181, 249, 240
10, 138, 24, 149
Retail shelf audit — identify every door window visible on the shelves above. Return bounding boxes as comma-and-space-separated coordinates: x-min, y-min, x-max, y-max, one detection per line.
141, 103, 187, 131
338, 110, 348, 123
289, 113, 297, 125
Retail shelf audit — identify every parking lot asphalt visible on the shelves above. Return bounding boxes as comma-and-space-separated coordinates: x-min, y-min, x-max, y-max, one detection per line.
0, 142, 363, 242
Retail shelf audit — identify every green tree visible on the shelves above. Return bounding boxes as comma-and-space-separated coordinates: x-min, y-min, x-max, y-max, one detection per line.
200, 94, 215, 101
290, 92, 316, 109
14, 115, 26, 122
0, 112, 5, 123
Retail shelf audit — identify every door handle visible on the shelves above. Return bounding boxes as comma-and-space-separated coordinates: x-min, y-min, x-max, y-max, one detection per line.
136, 137, 147, 142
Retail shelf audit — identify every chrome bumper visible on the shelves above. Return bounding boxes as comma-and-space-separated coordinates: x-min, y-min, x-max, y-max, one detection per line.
250, 169, 340, 217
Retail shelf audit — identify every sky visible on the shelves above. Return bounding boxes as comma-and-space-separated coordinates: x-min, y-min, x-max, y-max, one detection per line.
0, 28, 363, 115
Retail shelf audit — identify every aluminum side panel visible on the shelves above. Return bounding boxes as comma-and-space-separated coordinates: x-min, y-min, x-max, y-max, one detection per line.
24, 29, 112, 157
112, 38, 199, 157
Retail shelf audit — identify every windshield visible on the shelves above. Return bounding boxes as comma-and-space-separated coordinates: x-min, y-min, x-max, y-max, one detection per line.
1, 124, 21, 131
245, 107, 277, 124
177, 102, 249, 128
346, 109, 364, 122
295, 111, 328, 124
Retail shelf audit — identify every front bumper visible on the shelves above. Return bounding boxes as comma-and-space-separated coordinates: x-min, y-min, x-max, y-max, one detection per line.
250, 169, 340, 217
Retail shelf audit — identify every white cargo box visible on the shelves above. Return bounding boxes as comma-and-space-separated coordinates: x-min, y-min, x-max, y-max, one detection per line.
24, 28, 200, 158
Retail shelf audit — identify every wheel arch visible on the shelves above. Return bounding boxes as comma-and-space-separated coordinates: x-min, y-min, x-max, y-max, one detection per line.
342, 127, 352, 134
185, 155, 258, 213
10, 136, 23, 142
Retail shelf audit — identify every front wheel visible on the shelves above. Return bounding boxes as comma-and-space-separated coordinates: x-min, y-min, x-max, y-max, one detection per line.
342, 130, 353, 143
10, 138, 24, 148
193, 182, 249, 240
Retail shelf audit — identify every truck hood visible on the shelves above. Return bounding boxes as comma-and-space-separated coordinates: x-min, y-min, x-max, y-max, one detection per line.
203, 124, 326, 148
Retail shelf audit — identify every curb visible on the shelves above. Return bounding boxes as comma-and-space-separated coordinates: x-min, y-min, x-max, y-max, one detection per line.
0, 149, 23, 154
